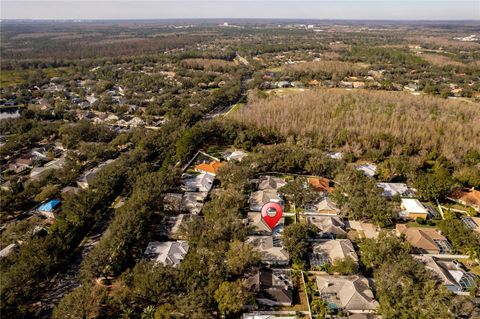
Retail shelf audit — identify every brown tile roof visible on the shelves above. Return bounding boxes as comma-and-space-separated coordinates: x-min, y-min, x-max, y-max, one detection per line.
308, 177, 334, 193
449, 188, 480, 207
396, 224, 450, 253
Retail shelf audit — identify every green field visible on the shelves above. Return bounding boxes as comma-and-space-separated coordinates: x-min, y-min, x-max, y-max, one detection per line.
0, 67, 72, 87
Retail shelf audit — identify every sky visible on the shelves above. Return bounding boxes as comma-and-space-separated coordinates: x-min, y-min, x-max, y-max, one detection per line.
1, 0, 479, 20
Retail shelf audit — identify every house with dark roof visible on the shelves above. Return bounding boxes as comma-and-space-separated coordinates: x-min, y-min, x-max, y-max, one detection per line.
246, 268, 293, 306
246, 236, 289, 266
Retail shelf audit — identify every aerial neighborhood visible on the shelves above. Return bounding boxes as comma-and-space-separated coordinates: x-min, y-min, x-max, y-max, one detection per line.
1, 18, 479, 319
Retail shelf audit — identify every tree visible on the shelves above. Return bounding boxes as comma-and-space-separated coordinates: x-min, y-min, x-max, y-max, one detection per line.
214, 280, 251, 316
330, 256, 358, 275
225, 241, 260, 277
154, 304, 178, 319
279, 177, 318, 208
331, 169, 394, 227
124, 261, 179, 305
310, 299, 328, 318
53, 283, 108, 319
283, 223, 318, 263
413, 170, 454, 201
34, 184, 59, 203
359, 231, 410, 271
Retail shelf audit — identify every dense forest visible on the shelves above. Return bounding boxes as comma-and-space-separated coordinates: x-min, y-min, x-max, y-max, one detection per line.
234, 88, 480, 163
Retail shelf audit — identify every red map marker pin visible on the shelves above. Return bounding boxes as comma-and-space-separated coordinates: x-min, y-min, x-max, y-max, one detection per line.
261, 202, 283, 231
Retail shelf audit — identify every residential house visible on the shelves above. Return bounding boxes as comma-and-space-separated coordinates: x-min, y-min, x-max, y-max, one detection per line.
414, 256, 478, 294
181, 173, 214, 192
8, 162, 29, 174
128, 117, 145, 127
249, 190, 284, 211
460, 216, 480, 233
77, 159, 116, 189
29, 157, 66, 180
326, 151, 343, 160
194, 161, 225, 176
14, 155, 33, 167
158, 214, 190, 239
316, 275, 379, 314
258, 176, 287, 190
396, 224, 452, 254
356, 164, 377, 177
399, 198, 428, 219
246, 236, 289, 266
310, 239, 358, 268
144, 241, 189, 267
37, 199, 62, 219
246, 268, 293, 306
223, 150, 247, 162
377, 182, 415, 198
307, 215, 347, 238
163, 193, 183, 212
305, 197, 340, 215
247, 212, 284, 235
105, 114, 120, 123
308, 177, 334, 194
243, 315, 295, 319
347, 220, 379, 239
448, 188, 480, 212
352, 81, 366, 89
31, 145, 61, 160
339, 81, 354, 88
182, 192, 208, 214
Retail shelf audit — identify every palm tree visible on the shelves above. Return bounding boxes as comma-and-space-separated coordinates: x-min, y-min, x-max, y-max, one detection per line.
141, 305, 156, 319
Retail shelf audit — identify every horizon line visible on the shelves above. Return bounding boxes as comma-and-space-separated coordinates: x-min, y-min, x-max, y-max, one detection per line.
2, 18, 479, 22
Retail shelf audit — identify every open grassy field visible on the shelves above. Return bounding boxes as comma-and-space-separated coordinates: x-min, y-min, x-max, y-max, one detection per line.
0, 67, 72, 87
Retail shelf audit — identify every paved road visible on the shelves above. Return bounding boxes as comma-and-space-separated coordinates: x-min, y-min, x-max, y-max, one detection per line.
35, 220, 109, 318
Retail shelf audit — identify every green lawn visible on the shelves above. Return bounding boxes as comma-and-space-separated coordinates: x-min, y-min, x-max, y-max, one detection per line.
406, 221, 437, 228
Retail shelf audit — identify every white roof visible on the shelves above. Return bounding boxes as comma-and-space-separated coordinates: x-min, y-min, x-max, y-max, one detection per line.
144, 241, 189, 267
356, 164, 377, 177
182, 173, 214, 192
312, 239, 358, 262
225, 150, 247, 162
377, 182, 411, 197
401, 198, 427, 213
0, 243, 16, 258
